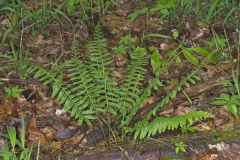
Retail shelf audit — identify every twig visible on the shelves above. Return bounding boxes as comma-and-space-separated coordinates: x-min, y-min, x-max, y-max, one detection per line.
0, 78, 40, 84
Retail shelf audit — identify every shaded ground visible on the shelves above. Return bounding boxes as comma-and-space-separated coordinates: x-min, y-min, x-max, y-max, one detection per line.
0, 0, 240, 159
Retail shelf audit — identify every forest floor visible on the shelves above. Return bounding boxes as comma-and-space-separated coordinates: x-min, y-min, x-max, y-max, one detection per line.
0, 0, 240, 160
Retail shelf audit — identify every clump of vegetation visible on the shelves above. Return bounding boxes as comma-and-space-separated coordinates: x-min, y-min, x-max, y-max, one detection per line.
0, 117, 40, 160
0, 0, 239, 159
15, 24, 213, 140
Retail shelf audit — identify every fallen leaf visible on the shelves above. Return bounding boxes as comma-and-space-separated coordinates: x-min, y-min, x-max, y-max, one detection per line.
40, 127, 57, 141
27, 116, 48, 145
0, 96, 18, 120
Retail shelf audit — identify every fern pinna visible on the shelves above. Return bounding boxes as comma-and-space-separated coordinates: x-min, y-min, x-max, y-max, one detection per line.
19, 24, 213, 139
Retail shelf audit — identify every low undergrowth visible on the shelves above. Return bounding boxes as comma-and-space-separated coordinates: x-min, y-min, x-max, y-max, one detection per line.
7, 24, 215, 140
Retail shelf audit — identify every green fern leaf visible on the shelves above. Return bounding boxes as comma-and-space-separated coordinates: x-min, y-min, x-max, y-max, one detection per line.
133, 111, 213, 140
119, 47, 148, 115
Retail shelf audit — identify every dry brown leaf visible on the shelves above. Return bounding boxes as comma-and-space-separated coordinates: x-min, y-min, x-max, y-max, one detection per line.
40, 127, 57, 141
27, 116, 48, 145
0, 96, 18, 120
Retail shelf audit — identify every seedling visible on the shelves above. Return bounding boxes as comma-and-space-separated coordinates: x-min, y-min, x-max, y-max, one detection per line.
181, 124, 197, 134
4, 87, 24, 99
210, 93, 240, 116
175, 142, 188, 154
0, 117, 38, 160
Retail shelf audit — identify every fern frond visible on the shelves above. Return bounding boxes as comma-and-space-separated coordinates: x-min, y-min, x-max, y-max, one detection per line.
94, 23, 104, 40
65, 59, 105, 113
121, 78, 163, 126
20, 61, 62, 85
148, 69, 201, 119
20, 61, 98, 126
86, 25, 119, 113
71, 35, 81, 58
119, 47, 148, 113
132, 111, 213, 140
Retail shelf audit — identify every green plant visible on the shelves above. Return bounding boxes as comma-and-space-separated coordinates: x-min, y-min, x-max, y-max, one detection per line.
175, 141, 187, 154
232, 70, 240, 96
129, 111, 212, 140
210, 93, 240, 116
112, 35, 136, 62
181, 124, 197, 134
20, 24, 119, 126
128, 0, 239, 28
4, 86, 24, 99
180, 45, 217, 66
0, 0, 72, 42
0, 0, 20, 39
180, 0, 239, 25
64, 0, 115, 24
0, 117, 39, 160
150, 46, 162, 76
128, 0, 176, 21
205, 35, 228, 61
0, 41, 26, 77
16, 24, 212, 139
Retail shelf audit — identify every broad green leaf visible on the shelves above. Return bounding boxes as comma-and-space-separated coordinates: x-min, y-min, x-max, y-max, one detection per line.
210, 99, 227, 105
220, 93, 231, 102
150, 47, 162, 76
183, 49, 199, 65
186, 47, 217, 64
66, 0, 75, 15
228, 104, 238, 116
7, 127, 16, 149
5, 87, 24, 99
128, 7, 149, 21
230, 95, 240, 105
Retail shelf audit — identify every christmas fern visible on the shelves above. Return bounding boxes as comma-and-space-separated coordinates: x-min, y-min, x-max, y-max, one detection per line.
86, 24, 119, 112
119, 47, 148, 117
19, 25, 120, 126
131, 111, 213, 140
20, 61, 98, 125
148, 69, 201, 119
121, 78, 163, 127
16, 24, 213, 139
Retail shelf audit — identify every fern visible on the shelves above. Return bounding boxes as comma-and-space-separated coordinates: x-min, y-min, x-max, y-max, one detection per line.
21, 61, 99, 126
71, 35, 81, 58
15, 24, 213, 139
131, 111, 213, 140
20, 61, 62, 85
121, 78, 163, 127
86, 24, 119, 113
119, 47, 148, 116
147, 69, 201, 119
123, 69, 207, 139
122, 69, 200, 127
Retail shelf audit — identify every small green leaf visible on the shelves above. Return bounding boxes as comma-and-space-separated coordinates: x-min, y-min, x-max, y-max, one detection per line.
84, 115, 97, 120
220, 93, 231, 102
66, 0, 75, 15
128, 7, 149, 21
210, 99, 227, 105
186, 47, 217, 64
183, 49, 199, 65
7, 127, 17, 149
5, 87, 24, 99
228, 104, 238, 116
105, 107, 117, 115
172, 31, 179, 39
150, 47, 162, 76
